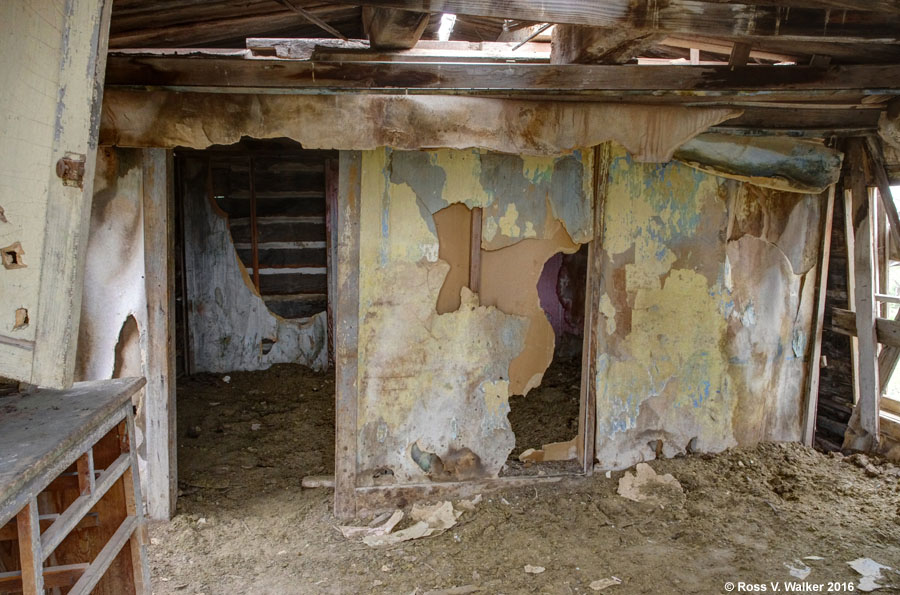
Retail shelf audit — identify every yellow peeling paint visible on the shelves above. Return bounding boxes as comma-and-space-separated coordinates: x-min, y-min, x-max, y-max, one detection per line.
521, 155, 554, 184
598, 293, 617, 336
498, 203, 521, 237
429, 149, 492, 208
482, 380, 510, 417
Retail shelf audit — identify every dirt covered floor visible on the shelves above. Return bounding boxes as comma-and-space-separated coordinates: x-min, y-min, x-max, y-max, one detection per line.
149, 364, 900, 594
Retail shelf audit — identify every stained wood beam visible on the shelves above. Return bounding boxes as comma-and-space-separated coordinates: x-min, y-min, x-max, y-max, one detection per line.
362, 7, 430, 50
104, 55, 900, 103
831, 307, 900, 350
551, 25, 664, 64
325, 0, 900, 42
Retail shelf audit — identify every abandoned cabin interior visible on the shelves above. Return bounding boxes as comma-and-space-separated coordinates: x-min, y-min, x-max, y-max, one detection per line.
3, 1, 900, 593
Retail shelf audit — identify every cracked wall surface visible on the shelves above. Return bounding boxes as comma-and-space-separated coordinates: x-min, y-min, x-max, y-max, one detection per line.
594, 144, 823, 469
357, 147, 591, 484
181, 159, 328, 373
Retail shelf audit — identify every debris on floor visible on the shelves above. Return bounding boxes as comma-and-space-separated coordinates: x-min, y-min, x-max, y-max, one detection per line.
524, 565, 545, 574
785, 560, 811, 580
616, 462, 684, 504
848, 558, 894, 592
589, 576, 622, 591
340, 501, 467, 547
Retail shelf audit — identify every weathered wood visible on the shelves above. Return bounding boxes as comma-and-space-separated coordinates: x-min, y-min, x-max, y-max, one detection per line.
16, 499, 43, 594
334, 151, 362, 519
246, 38, 552, 62
551, 25, 664, 64
362, 7, 429, 50
257, 271, 327, 295
325, 0, 900, 42
325, 158, 338, 365
0, 563, 89, 591
469, 208, 482, 294
67, 515, 139, 595
355, 475, 575, 517
249, 157, 261, 292
122, 411, 149, 595
104, 56, 900, 99
802, 186, 835, 446
578, 144, 608, 472
844, 188, 861, 408
231, 219, 326, 244
141, 148, 177, 521
0, 513, 99, 542
0, 378, 146, 527
273, 0, 348, 41
729, 42, 753, 69
76, 451, 95, 496
830, 308, 900, 349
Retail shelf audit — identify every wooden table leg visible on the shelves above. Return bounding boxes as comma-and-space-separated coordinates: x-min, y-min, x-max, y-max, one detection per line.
16, 498, 43, 595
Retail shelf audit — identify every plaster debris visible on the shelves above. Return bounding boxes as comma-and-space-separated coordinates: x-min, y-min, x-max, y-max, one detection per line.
353, 501, 465, 547
456, 494, 482, 512
13, 308, 28, 331
848, 558, 893, 592
785, 561, 811, 580
250, 423, 262, 431
524, 565, 546, 574
590, 577, 622, 591
0, 205, 7, 223
338, 510, 404, 539
222, 375, 231, 383
617, 463, 684, 504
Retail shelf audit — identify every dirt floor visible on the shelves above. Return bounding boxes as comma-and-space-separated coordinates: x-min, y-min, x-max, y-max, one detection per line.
149, 364, 900, 594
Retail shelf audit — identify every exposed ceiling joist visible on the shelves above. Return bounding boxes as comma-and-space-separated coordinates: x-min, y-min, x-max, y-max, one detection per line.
362, 7, 430, 50
324, 0, 900, 43
551, 25, 665, 64
104, 53, 900, 107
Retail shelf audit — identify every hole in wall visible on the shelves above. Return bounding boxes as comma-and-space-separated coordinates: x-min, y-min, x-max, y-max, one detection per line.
1, 242, 25, 269
13, 308, 28, 331
113, 315, 142, 378
505, 244, 588, 474
0, 205, 7, 223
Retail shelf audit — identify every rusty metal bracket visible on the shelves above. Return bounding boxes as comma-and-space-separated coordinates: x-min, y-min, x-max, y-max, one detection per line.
55, 153, 86, 188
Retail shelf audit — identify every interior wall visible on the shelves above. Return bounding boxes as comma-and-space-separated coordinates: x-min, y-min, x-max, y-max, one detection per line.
356, 147, 592, 485
594, 143, 823, 469
180, 157, 328, 373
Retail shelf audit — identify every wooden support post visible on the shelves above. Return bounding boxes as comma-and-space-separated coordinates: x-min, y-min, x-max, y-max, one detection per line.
334, 151, 361, 519
802, 185, 835, 446
469, 207, 482, 294
729, 42, 752, 69
121, 414, 149, 595
16, 498, 43, 595
844, 138, 881, 451
844, 187, 861, 407
249, 156, 261, 292
142, 148, 177, 520
362, 7, 429, 50
325, 159, 339, 367
75, 450, 95, 496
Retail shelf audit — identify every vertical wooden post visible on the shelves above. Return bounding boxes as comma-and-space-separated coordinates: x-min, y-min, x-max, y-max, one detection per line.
844, 188, 861, 407
120, 415, 149, 594
334, 151, 362, 519
142, 148, 177, 520
76, 450, 96, 496
469, 207, 483, 294
801, 186, 835, 446
16, 498, 43, 594
249, 156, 261, 292
844, 138, 881, 451
578, 144, 609, 474
325, 159, 339, 367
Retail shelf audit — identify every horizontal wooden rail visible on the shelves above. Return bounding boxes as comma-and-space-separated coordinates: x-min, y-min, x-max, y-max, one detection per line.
831, 307, 900, 348
0, 512, 99, 542
40, 453, 130, 561
0, 563, 89, 591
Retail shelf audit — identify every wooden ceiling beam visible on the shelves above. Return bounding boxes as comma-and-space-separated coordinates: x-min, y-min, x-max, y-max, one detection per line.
104, 54, 900, 105
551, 25, 665, 64
362, 7, 430, 50
323, 0, 900, 43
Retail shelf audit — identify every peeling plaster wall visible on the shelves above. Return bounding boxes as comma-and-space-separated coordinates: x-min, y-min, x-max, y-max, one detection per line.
356, 147, 592, 484
594, 144, 823, 470
181, 158, 328, 373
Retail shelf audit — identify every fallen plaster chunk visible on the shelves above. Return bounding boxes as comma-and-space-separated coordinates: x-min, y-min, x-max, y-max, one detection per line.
301, 475, 335, 489
518, 438, 577, 463
456, 494, 482, 512
358, 501, 464, 547
616, 463, 684, 504
524, 565, 546, 574
590, 577, 622, 591
338, 510, 404, 539
848, 558, 893, 592
785, 561, 811, 580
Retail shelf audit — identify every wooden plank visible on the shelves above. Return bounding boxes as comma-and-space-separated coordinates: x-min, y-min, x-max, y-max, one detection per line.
362, 7, 429, 50
579, 144, 609, 473
802, 186, 835, 446
551, 25, 664, 64
40, 452, 131, 560
355, 475, 575, 517
249, 157, 261, 292
28, 0, 113, 389
844, 187, 861, 408
16, 499, 43, 595
875, 293, 900, 304
231, 219, 326, 244
323, 0, 900, 42
257, 271, 327, 295
263, 295, 328, 319
0, 563, 89, 591
122, 411, 149, 594
333, 151, 361, 519
469, 208, 482, 294
141, 148, 177, 521
273, 0, 349, 41
729, 42, 753, 69
0, 378, 145, 527
246, 38, 551, 62
76, 450, 95, 496
0, 514, 99, 542
104, 56, 900, 98
325, 158, 338, 366
67, 515, 138, 595
236, 247, 327, 268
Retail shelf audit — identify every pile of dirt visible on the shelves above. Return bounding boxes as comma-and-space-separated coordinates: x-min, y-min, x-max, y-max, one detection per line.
149, 365, 900, 594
